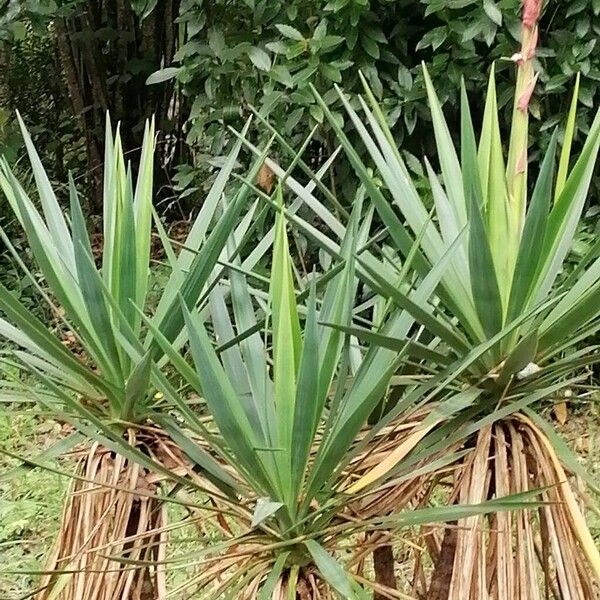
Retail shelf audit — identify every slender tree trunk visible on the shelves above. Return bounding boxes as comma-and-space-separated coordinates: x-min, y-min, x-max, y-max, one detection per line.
427, 525, 457, 600
53, 1, 184, 215
0, 42, 11, 109
373, 543, 397, 599
54, 18, 104, 212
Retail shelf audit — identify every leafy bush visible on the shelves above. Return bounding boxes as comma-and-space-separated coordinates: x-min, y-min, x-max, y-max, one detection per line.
163, 0, 600, 201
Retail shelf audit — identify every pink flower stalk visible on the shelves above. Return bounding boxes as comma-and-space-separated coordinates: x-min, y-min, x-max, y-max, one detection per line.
507, 0, 543, 232
517, 74, 538, 113
523, 0, 542, 28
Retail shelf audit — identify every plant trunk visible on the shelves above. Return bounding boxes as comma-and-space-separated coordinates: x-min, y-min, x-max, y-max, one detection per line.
36, 433, 171, 600
427, 525, 457, 600
373, 543, 396, 599
436, 416, 600, 599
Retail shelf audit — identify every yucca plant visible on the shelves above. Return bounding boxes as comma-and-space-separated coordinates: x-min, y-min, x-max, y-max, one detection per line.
302, 1, 600, 596
131, 185, 550, 599
0, 115, 267, 599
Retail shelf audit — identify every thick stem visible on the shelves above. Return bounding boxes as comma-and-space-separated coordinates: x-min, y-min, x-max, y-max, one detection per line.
373, 542, 396, 599
37, 439, 167, 600
427, 525, 457, 600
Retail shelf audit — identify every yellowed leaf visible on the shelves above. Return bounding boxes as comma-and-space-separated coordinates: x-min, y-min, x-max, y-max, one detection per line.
345, 421, 439, 494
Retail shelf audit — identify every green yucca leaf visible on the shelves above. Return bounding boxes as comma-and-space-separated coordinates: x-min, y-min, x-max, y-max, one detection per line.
532, 108, 600, 306
478, 65, 503, 206
290, 279, 319, 497
1, 166, 111, 374
257, 552, 290, 600
133, 119, 155, 313
507, 131, 558, 324
545, 252, 600, 332
555, 74, 580, 201
231, 127, 346, 241
102, 115, 117, 288
325, 324, 450, 366
182, 300, 276, 495
356, 250, 471, 356
209, 282, 265, 435
245, 108, 349, 218
422, 65, 467, 228
469, 197, 503, 356
0, 280, 114, 397
16, 112, 75, 271
466, 189, 503, 344
150, 139, 272, 352
462, 80, 506, 335
304, 540, 362, 598
479, 66, 512, 290
114, 163, 138, 353
215, 261, 347, 357
317, 195, 365, 402
122, 352, 153, 422
69, 173, 124, 383
306, 354, 404, 505
271, 188, 303, 452
340, 88, 445, 266
309, 86, 432, 279
497, 329, 538, 385
538, 282, 600, 352
227, 251, 276, 435
149, 119, 253, 332
155, 414, 241, 497
10, 369, 221, 498
348, 79, 483, 337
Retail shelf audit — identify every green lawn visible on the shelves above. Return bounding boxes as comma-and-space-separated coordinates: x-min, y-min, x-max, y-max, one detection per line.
0, 412, 67, 598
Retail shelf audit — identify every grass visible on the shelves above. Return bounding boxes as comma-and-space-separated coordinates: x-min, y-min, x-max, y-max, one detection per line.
0, 411, 68, 598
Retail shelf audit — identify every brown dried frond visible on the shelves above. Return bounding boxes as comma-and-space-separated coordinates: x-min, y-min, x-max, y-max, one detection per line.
34, 429, 188, 600
419, 416, 599, 600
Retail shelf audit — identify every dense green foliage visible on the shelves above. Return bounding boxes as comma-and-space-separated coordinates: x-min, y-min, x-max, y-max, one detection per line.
3, 0, 600, 210
164, 0, 600, 197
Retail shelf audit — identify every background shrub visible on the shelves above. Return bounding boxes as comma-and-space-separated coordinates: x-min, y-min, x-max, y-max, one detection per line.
0, 0, 599, 211
166, 0, 600, 202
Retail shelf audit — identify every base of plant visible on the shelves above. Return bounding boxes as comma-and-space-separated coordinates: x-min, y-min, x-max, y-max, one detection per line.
35, 428, 183, 600
171, 410, 443, 599
417, 414, 599, 599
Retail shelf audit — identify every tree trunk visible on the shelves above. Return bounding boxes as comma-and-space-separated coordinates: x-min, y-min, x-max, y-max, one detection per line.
373, 542, 396, 599
0, 42, 11, 109
54, 18, 104, 213
51, 1, 184, 216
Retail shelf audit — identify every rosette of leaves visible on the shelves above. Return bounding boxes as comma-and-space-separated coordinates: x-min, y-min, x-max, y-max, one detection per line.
0, 114, 267, 598
134, 184, 546, 598
307, 10, 600, 596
